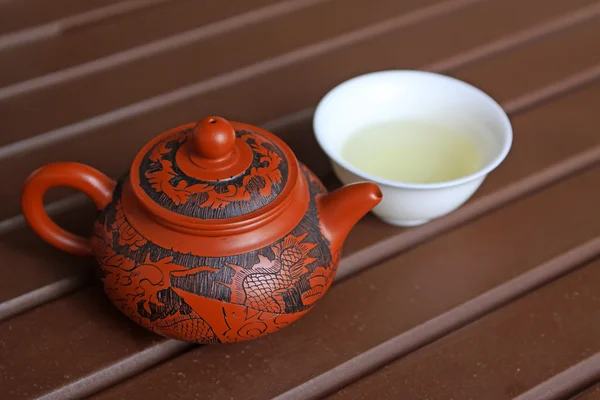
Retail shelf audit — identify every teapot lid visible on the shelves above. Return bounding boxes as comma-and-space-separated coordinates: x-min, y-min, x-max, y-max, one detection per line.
129, 116, 300, 233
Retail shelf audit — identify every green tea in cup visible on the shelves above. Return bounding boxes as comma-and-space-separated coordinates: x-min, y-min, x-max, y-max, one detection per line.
341, 119, 484, 184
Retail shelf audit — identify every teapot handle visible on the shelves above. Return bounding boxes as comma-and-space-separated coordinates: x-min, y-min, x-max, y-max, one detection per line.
21, 162, 116, 257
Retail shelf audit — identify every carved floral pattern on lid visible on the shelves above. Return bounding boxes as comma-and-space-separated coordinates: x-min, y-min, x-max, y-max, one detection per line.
138, 128, 290, 220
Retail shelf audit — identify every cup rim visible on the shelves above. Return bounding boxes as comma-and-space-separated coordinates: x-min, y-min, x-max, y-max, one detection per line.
313, 70, 513, 190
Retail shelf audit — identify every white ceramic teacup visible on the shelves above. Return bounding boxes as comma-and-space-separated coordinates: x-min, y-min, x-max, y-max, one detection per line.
313, 70, 512, 227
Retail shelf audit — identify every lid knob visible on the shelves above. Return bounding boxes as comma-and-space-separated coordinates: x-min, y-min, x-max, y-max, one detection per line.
191, 116, 236, 161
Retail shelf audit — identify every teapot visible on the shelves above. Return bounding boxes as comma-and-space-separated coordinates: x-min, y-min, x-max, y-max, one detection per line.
21, 117, 381, 344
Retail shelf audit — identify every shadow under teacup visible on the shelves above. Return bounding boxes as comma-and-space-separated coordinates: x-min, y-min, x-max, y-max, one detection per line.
313, 70, 513, 227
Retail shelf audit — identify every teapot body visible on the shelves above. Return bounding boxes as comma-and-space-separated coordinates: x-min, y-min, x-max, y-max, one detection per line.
21, 116, 381, 344
91, 165, 338, 344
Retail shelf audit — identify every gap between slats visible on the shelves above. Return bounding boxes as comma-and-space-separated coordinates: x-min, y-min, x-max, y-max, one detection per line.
0, 0, 173, 51
275, 239, 600, 400
515, 353, 600, 400
2, 17, 600, 323
1, 0, 599, 158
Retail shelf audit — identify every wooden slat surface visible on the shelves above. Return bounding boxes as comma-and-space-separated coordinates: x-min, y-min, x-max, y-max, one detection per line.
331, 259, 600, 399
2, 0, 599, 316
450, 15, 600, 110
0, 0, 284, 83
0, 0, 444, 144
1, 0, 599, 399
1, 0, 598, 220
0, 0, 126, 35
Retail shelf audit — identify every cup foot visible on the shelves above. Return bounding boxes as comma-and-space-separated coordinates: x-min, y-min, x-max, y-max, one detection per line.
379, 217, 430, 227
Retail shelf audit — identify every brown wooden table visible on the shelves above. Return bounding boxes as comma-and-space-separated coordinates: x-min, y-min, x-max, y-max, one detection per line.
1, 0, 600, 399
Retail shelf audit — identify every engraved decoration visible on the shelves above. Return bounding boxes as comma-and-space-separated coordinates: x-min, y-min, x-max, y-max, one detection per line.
91, 166, 337, 344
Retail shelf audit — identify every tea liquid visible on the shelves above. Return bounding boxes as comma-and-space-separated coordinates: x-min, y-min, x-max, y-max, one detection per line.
341, 119, 483, 184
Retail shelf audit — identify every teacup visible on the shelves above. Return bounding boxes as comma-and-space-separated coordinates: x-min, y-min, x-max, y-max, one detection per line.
313, 70, 512, 227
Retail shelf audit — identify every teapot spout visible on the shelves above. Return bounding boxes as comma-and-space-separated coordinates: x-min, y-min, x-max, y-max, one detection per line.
317, 182, 382, 244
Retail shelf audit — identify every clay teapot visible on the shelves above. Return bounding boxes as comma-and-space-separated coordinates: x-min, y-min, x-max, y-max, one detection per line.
21, 116, 381, 344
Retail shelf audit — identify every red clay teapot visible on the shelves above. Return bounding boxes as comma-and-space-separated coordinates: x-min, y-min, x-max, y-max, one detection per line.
21, 117, 381, 344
